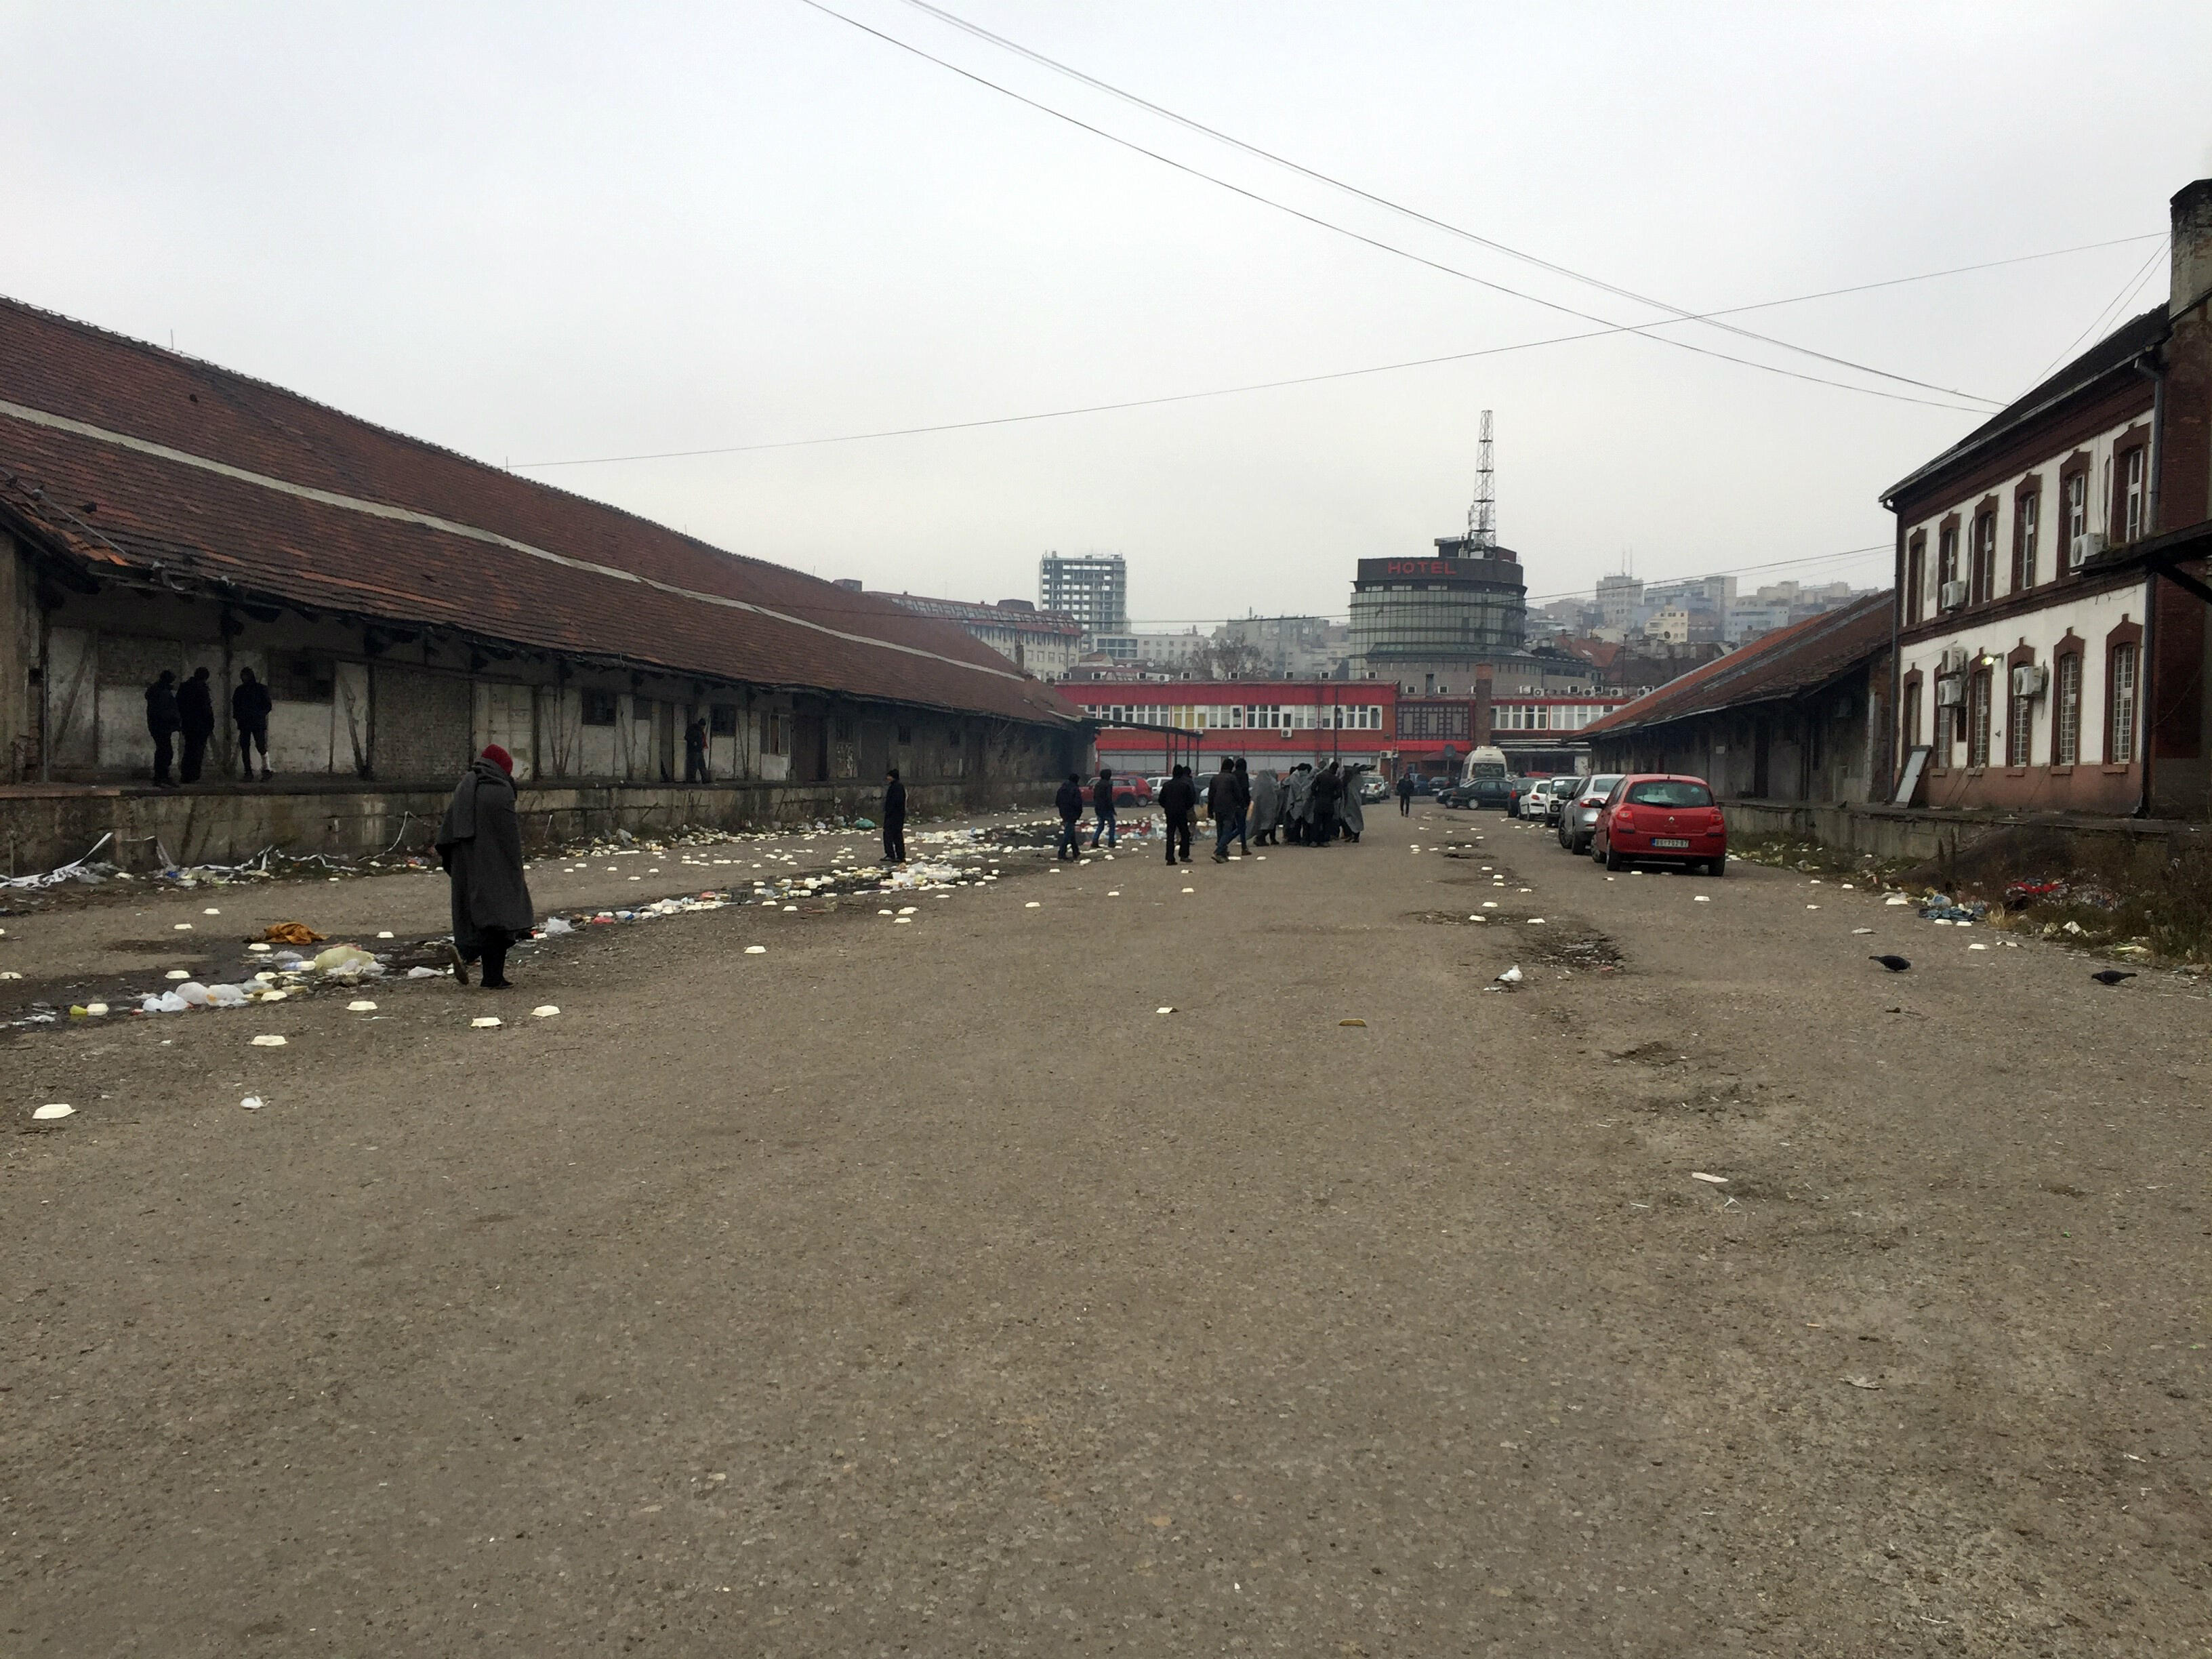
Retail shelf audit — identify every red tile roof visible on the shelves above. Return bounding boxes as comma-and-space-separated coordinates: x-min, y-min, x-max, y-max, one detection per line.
0, 297, 1080, 729
1580, 594, 1892, 739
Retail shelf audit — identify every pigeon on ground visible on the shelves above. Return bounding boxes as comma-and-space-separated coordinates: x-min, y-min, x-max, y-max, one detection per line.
2090, 969, 2137, 986
1870, 954, 1911, 972
1496, 965, 1523, 984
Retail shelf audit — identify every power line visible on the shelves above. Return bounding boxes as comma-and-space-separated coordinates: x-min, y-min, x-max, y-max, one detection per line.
892, 0, 1996, 408
2022, 237, 2167, 393
512, 235, 2147, 470
791, 0, 2003, 415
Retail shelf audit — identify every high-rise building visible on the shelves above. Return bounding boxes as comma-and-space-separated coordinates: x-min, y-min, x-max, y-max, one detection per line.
1038, 553, 1128, 635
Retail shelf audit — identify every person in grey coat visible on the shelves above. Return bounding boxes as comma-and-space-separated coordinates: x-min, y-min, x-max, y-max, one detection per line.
1247, 768, 1282, 844
1337, 762, 1368, 842
434, 743, 535, 989
1284, 763, 1316, 844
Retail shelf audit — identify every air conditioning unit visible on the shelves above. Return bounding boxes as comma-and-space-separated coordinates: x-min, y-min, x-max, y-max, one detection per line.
1938, 579, 1968, 612
2074, 531, 2107, 565
1933, 675, 1964, 709
2011, 663, 2048, 699
1937, 647, 1969, 675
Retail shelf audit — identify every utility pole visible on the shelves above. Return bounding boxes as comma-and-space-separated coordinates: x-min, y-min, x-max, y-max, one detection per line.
1467, 409, 1496, 551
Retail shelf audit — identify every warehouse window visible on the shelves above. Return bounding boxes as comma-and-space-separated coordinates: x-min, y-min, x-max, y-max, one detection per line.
762, 712, 790, 756
270, 655, 334, 704
710, 703, 739, 737
581, 689, 619, 726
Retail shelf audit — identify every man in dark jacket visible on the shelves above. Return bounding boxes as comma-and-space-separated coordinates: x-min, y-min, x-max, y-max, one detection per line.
1054, 773, 1084, 860
232, 666, 272, 780
1090, 769, 1118, 849
1159, 764, 1197, 864
176, 666, 216, 785
684, 716, 710, 783
434, 744, 535, 989
1397, 772, 1415, 815
882, 766, 907, 863
145, 670, 182, 787
1309, 761, 1343, 846
1205, 758, 1240, 863
1232, 758, 1253, 855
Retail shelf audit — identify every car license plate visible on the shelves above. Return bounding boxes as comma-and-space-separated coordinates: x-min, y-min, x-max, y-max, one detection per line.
1652, 836, 1690, 848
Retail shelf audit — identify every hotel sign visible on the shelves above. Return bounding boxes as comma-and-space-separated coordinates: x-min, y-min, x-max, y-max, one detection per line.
1356, 557, 1520, 583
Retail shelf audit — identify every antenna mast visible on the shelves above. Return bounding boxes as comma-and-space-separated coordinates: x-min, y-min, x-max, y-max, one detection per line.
1467, 409, 1496, 550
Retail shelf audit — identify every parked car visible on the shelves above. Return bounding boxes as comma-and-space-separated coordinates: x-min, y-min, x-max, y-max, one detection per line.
1519, 778, 1561, 819
1503, 777, 1534, 817
1111, 775, 1155, 809
1359, 776, 1390, 804
1435, 781, 1477, 808
1555, 773, 1624, 853
1541, 777, 1580, 823
1589, 774, 1727, 874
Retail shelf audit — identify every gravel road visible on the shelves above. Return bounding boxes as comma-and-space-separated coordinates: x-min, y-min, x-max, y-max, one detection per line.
5, 804, 2206, 1656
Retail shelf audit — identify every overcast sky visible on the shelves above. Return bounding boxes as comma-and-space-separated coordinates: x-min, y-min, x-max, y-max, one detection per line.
7, 2, 2210, 627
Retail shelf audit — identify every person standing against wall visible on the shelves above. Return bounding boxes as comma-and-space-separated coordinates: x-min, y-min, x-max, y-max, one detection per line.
144, 670, 181, 788
435, 744, 534, 989
232, 666, 272, 781
684, 716, 710, 783
882, 766, 907, 863
176, 667, 216, 785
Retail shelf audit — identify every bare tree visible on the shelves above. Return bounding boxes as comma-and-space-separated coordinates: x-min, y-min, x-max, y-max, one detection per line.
1198, 638, 1266, 680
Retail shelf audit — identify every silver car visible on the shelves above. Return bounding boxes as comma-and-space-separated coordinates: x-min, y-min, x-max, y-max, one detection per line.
1556, 773, 1625, 853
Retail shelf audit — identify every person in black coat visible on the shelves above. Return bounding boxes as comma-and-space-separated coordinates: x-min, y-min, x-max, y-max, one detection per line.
882, 767, 907, 863
232, 667, 273, 780
1232, 758, 1252, 855
1159, 764, 1197, 864
434, 745, 535, 989
176, 667, 216, 784
1090, 769, 1118, 849
1397, 772, 1415, 815
144, 670, 182, 787
683, 716, 710, 783
1054, 773, 1085, 860
1204, 758, 1239, 863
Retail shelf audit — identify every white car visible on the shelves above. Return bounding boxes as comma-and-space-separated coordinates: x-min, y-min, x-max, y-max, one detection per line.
1519, 779, 1558, 819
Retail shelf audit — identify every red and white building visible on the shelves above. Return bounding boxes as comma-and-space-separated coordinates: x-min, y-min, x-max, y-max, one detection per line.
1884, 177, 2212, 816
1080, 680, 1397, 775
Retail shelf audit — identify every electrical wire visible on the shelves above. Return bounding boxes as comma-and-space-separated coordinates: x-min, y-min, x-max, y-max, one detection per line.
790, 0, 2001, 415
892, 0, 1998, 407
508, 239, 2148, 471
2020, 237, 2168, 393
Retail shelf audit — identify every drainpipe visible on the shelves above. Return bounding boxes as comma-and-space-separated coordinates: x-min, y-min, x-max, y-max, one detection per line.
2130, 349, 2166, 818
1880, 504, 1904, 804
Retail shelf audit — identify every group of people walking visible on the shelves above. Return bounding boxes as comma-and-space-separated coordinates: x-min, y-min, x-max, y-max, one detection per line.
143, 666, 274, 787
1051, 758, 1372, 866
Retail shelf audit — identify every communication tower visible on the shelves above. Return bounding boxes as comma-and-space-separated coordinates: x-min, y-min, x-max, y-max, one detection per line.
1467, 409, 1497, 552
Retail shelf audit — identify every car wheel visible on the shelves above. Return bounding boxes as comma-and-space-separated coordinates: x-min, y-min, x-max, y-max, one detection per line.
1708, 856, 1727, 878
1603, 840, 1626, 872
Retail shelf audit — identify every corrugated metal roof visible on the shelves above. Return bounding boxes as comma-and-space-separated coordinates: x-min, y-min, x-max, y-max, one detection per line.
1580, 594, 1892, 739
0, 296, 1081, 728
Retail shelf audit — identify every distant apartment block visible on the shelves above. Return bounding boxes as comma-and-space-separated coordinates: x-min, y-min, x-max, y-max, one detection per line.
1038, 552, 1128, 634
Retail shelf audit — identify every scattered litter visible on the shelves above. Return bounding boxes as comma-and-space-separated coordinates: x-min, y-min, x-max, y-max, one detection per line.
250, 1034, 287, 1046
256, 922, 324, 945
1025, 900, 1042, 908
407, 965, 439, 979
1885, 895, 1909, 905
541, 916, 573, 935
1690, 1172, 1728, 1184
85, 1002, 108, 1017
1843, 1375, 1883, 1391
376, 930, 394, 939
347, 999, 378, 1012
240, 1096, 264, 1111
202, 907, 221, 916
1338, 1018, 1367, 1027
1526, 917, 1547, 925
532, 1004, 560, 1017
1968, 943, 1988, 951
249, 942, 272, 954
744, 945, 766, 954
173, 922, 193, 931
1181, 887, 1195, 894
1694, 895, 1710, 903
1155, 1006, 1175, 1015
33, 1103, 74, 1120
165, 969, 190, 981
470, 1017, 502, 1029
1852, 927, 1873, 935
1805, 904, 1820, 910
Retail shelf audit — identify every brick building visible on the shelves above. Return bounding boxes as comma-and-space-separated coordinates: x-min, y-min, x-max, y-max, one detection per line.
1882, 177, 2212, 815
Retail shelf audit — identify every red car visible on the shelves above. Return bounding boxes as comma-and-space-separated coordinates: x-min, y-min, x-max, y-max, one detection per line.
1589, 774, 1727, 875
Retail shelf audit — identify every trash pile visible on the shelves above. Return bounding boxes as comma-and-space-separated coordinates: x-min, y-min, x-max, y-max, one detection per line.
133, 941, 388, 1016
1916, 893, 1990, 925
2001, 876, 2118, 912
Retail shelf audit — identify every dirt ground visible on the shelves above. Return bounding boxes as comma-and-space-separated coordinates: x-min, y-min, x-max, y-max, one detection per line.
3, 803, 2207, 1656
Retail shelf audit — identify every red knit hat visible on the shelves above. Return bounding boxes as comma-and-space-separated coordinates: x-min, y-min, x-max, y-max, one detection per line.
480, 743, 514, 775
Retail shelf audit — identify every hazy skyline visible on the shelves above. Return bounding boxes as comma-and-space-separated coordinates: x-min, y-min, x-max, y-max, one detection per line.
7, 1, 2209, 626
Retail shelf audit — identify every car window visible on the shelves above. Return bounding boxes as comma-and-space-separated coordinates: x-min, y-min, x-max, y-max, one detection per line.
1625, 779, 1715, 807
1580, 775, 1621, 798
